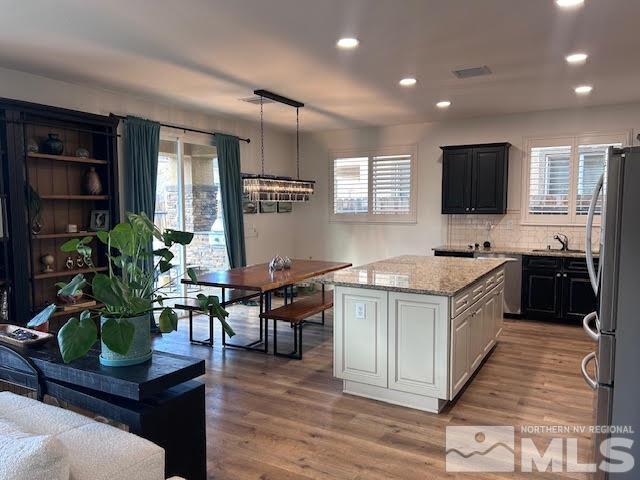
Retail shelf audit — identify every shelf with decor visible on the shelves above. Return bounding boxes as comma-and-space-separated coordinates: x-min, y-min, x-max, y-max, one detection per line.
27, 152, 109, 165
51, 302, 105, 318
39, 194, 111, 201
0, 98, 120, 326
32, 267, 108, 281
32, 232, 98, 240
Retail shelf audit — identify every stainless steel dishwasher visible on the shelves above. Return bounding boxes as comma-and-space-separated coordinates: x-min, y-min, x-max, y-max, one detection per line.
475, 252, 522, 315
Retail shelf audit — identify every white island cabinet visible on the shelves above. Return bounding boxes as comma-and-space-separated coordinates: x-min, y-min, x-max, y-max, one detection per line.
322, 255, 506, 413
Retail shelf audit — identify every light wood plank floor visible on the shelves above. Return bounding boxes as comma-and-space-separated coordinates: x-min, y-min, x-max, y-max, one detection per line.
154, 300, 596, 480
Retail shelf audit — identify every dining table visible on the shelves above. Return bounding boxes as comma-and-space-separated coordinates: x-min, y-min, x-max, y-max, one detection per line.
181, 259, 351, 352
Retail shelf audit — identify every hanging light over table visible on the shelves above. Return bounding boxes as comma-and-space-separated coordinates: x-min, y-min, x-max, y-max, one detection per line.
242, 90, 315, 202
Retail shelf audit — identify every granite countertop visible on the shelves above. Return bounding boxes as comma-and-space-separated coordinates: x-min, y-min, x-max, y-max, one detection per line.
433, 245, 599, 258
319, 255, 507, 296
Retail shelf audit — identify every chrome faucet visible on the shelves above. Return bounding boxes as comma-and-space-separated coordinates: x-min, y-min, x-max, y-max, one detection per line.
553, 233, 569, 251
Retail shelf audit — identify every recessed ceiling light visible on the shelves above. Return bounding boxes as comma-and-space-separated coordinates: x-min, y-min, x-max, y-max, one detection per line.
399, 78, 417, 87
574, 85, 593, 95
336, 38, 359, 49
555, 0, 584, 7
566, 52, 588, 64
436, 100, 451, 108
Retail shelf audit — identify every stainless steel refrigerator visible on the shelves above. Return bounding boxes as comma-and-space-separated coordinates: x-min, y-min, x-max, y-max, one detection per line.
582, 146, 639, 479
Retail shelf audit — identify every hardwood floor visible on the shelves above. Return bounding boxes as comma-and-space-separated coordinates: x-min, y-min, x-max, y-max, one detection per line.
154, 300, 596, 480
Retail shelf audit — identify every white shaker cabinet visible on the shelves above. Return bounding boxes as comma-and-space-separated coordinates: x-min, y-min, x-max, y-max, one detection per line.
333, 287, 388, 387
388, 292, 448, 398
450, 307, 472, 399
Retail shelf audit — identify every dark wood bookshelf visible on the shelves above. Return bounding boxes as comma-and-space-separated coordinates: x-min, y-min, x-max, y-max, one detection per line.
0, 97, 120, 325
32, 232, 98, 240
39, 194, 111, 201
27, 152, 108, 165
32, 266, 108, 280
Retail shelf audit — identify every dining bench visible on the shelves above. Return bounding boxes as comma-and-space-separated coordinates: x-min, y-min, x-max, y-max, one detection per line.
175, 288, 260, 347
260, 287, 333, 359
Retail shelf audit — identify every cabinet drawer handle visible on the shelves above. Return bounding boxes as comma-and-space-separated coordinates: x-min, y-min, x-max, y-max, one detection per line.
556, 273, 561, 277
563, 273, 568, 277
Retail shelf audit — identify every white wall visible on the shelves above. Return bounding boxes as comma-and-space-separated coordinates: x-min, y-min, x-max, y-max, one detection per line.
0, 67, 297, 264
293, 103, 640, 266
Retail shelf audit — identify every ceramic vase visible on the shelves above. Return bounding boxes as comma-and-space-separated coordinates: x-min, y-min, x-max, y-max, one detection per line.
43, 133, 64, 155
99, 314, 152, 367
83, 167, 103, 195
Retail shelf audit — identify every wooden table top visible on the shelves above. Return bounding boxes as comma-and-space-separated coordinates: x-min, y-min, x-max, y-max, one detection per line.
182, 259, 352, 292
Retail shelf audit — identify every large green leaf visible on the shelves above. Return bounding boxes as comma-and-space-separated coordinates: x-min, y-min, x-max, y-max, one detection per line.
96, 230, 110, 245
153, 248, 174, 262
57, 311, 98, 363
186, 267, 198, 284
101, 318, 135, 355
60, 238, 81, 252
109, 223, 135, 256
56, 274, 86, 297
27, 304, 57, 328
196, 294, 235, 337
159, 260, 173, 273
92, 274, 125, 307
164, 229, 194, 246
158, 307, 178, 333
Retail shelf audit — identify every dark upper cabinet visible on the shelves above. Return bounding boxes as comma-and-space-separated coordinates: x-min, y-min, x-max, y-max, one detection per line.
441, 148, 472, 213
441, 143, 510, 214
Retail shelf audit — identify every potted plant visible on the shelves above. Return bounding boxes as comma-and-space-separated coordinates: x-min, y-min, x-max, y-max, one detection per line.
28, 212, 233, 365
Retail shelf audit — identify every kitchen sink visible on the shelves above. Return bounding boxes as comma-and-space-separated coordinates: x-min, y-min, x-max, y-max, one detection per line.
531, 248, 585, 253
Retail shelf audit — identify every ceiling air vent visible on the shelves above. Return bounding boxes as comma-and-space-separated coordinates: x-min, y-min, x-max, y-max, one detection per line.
241, 96, 275, 105
452, 66, 492, 79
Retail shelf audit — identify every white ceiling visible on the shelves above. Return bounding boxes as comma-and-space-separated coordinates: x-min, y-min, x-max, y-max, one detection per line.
1, 0, 639, 130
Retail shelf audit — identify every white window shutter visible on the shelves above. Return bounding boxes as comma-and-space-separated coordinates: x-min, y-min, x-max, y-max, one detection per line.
528, 146, 571, 215
372, 154, 412, 214
333, 157, 369, 214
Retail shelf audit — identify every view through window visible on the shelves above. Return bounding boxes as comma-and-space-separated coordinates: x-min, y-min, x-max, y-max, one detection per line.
155, 138, 228, 306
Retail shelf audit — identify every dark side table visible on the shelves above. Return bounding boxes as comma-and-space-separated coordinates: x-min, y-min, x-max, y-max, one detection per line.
0, 342, 206, 480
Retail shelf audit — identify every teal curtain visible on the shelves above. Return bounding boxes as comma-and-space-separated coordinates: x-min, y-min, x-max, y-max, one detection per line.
216, 134, 247, 268
123, 116, 160, 221
123, 117, 160, 331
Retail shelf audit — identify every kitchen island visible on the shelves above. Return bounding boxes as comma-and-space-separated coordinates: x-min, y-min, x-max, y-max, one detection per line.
319, 255, 507, 413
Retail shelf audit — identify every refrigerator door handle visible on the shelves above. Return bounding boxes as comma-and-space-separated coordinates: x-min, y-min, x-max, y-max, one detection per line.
585, 173, 604, 294
582, 311, 600, 341
581, 352, 598, 390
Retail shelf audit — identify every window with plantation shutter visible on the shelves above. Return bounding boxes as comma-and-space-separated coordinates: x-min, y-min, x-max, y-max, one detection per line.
330, 147, 416, 223
372, 154, 412, 215
333, 157, 369, 214
523, 133, 627, 225
528, 145, 571, 215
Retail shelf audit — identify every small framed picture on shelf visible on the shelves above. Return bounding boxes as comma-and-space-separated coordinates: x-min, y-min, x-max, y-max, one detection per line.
259, 201, 277, 214
277, 202, 292, 213
89, 210, 110, 231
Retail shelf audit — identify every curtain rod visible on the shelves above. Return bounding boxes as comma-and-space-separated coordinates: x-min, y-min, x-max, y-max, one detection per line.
110, 114, 250, 143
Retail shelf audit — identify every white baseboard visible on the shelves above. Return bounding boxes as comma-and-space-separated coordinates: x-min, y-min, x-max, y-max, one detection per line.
343, 380, 447, 413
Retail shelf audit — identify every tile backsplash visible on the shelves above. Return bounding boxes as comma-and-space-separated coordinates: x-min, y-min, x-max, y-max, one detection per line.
447, 212, 600, 251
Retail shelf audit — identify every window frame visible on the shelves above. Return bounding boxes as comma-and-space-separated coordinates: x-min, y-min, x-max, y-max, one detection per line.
521, 131, 629, 226
328, 145, 418, 224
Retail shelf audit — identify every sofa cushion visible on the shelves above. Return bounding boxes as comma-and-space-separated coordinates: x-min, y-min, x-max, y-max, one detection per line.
57, 422, 165, 480
0, 394, 93, 436
0, 418, 70, 480
0, 392, 165, 480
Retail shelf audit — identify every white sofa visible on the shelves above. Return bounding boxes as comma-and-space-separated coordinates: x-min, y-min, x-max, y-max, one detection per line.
0, 391, 181, 480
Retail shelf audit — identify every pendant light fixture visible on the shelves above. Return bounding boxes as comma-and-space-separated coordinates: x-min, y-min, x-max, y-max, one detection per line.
242, 89, 315, 202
